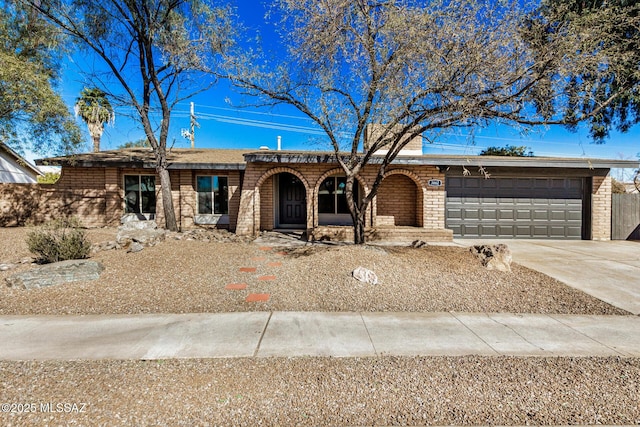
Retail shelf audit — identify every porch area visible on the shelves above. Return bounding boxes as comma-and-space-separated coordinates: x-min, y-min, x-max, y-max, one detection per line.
307, 225, 453, 243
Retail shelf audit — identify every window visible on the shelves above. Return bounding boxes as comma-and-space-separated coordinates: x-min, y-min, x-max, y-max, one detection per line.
124, 175, 156, 214
197, 176, 228, 215
318, 176, 359, 215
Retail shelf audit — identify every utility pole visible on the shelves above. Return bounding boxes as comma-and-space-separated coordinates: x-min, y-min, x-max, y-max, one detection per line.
181, 102, 200, 148
189, 102, 197, 149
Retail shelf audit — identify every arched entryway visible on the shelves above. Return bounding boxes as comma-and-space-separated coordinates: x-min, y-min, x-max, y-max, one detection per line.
377, 173, 422, 226
275, 172, 307, 228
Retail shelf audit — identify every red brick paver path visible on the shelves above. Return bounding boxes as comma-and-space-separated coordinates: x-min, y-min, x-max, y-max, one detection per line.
245, 293, 270, 302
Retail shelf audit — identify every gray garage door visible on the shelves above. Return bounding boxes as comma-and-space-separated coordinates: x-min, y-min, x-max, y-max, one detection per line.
446, 177, 584, 238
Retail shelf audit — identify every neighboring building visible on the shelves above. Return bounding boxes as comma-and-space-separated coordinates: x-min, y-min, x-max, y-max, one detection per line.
0, 143, 42, 183
33, 145, 638, 241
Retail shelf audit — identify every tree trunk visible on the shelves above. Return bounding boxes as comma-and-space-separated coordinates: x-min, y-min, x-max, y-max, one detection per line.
157, 166, 178, 231
353, 215, 366, 244
92, 134, 100, 152
87, 122, 103, 152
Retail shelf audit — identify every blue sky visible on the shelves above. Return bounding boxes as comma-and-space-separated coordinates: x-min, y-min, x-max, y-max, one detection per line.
39, 1, 639, 173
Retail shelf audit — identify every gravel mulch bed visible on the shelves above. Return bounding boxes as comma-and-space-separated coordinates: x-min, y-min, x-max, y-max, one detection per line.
1, 356, 639, 426
0, 227, 627, 315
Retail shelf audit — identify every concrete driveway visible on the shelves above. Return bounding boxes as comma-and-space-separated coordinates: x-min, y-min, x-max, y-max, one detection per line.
455, 239, 640, 315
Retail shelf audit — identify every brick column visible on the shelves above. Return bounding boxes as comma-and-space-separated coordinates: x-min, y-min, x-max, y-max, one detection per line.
591, 174, 612, 241
104, 168, 121, 226
178, 170, 194, 230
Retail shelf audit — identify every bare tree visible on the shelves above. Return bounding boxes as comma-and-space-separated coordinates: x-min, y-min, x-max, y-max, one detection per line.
28, 0, 234, 231
226, 0, 639, 244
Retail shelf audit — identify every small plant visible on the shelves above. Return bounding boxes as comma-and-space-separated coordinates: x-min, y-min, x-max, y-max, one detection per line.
26, 218, 92, 264
37, 172, 61, 184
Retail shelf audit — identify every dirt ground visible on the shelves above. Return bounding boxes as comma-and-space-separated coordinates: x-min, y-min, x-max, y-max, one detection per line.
0, 226, 627, 315
1, 356, 639, 426
1, 227, 636, 426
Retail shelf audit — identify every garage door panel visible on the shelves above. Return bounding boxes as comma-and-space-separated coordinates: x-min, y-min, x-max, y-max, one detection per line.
446, 177, 584, 239
549, 210, 568, 221
567, 210, 582, 221
498, 209, 514, 220
567, 226, 582, 236
482, 210, 497, 220
462, 224, 479, 236
448, 208, 462, 219
533, 210, 549, 220
497, 225, 515, 236
480, 225, 497, 235
463, 209, 480, 219
448, 224, 462, 235
516, 225, 532, 236
533, 226, 551, 237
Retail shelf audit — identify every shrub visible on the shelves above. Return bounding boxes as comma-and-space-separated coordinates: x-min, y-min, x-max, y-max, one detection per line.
37, 172, 61, 184
611, 178, 627, 194
26, 218, 92, 264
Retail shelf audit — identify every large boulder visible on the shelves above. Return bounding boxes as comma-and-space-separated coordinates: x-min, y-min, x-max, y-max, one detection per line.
6, 259, 104, 290
471, 244, 512, 272
116, 220, 165, 248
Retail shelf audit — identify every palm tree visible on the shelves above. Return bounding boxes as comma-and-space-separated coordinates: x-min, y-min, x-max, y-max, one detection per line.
74, 88, 115, 152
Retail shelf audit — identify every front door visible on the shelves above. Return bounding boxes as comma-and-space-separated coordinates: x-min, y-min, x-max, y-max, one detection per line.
278, 173, 306, 227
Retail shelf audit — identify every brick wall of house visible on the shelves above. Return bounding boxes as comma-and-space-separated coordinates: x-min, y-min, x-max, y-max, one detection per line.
3, 159, 608, 241
235, 161, 447, 236
592, 174, 612, 240
377, 174, 418, 226
178, 170, 195, 229
0, 166, 109, 227
227, 172, 242, 231
358, 165, 445, 229
260, 176, 274, 231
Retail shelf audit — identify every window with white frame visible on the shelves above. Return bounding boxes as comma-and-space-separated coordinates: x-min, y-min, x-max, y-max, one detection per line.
124, 175, 156, 214
197, 176, 228, 215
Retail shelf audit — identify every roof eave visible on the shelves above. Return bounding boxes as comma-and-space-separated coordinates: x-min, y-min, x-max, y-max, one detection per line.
243, 152, 639, 169
2, 144, 43, 176
35, 159, 247, 170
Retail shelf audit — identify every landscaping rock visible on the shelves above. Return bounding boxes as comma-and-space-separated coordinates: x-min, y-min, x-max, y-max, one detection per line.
411, 240, 428, 248
6, 259, 104, 290
91, 241, 120, 254
116, 225, 165, 247
471, 244, 512, 272
166, 228, 253, 243
127, 221, 158, 230
0, 263, 15, 271
127, 242, 144, 253
352, 266, 379, 285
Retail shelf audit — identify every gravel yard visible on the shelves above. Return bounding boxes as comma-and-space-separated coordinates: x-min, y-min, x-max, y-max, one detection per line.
0, 227, 626, 315
1, 226, 637, 426
1, 356, 639, 426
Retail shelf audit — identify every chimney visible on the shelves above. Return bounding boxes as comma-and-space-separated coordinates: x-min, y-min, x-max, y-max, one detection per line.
277, 135, 282, 151
364, 124, 423, 156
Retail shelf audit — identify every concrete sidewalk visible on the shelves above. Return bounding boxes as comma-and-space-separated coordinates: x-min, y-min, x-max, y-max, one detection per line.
1, 312, 639, 361
455, 239, 640, 315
